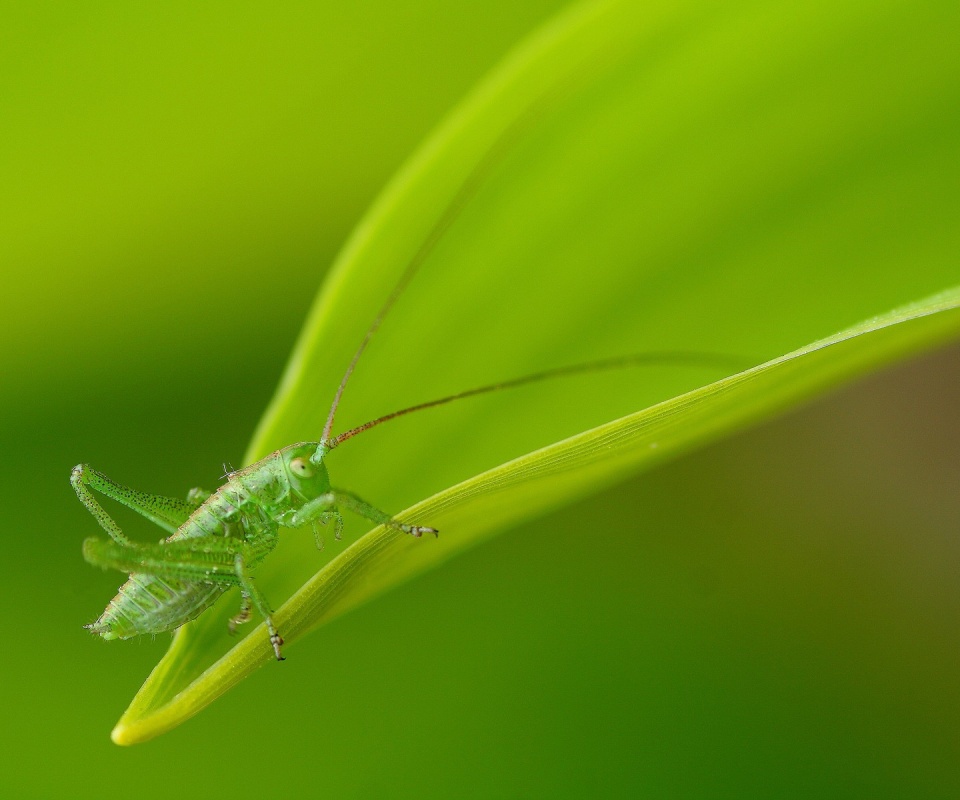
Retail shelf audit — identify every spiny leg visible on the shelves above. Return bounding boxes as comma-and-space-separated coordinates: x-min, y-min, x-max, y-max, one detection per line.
331, 488, 437, 538
233, 553, 284, 661
71, 464, 203, 541
292, 489, 437, 538
83, 536, 245, 584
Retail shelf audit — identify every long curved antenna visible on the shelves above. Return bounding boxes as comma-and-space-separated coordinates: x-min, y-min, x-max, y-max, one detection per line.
321, 61, 602, 444
320, 164, 482, 443
328, 351, 747, 448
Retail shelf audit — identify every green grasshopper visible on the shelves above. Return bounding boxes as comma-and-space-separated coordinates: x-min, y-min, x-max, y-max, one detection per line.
73, 440, 436, 662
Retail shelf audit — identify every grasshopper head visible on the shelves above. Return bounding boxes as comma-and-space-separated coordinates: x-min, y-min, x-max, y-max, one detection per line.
281, 442, 330, 498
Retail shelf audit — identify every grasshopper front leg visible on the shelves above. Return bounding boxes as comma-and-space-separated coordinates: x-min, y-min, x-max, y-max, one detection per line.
291, 489, 437, 538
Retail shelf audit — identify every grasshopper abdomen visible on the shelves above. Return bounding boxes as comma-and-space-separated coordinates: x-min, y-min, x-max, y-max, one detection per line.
88, 576, 226, 640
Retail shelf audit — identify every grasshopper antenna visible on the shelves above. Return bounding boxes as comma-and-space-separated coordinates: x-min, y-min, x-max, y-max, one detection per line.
320, 58, 604, 446
322, 154, 528, 443
320, 106, 542, 445
327, 351, 748, 448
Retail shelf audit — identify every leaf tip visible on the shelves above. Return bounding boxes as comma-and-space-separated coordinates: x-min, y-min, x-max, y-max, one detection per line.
111, 714, 156, 746
111, 722, 134, 746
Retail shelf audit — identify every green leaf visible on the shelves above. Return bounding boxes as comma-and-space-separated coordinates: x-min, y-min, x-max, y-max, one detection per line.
111, 0, 960, 743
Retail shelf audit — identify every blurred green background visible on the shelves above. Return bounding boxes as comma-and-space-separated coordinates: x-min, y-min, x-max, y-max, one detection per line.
2, 1, 959, 797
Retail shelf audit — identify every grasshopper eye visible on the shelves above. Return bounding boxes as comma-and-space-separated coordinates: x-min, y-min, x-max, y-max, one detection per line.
289, 457, 314, 479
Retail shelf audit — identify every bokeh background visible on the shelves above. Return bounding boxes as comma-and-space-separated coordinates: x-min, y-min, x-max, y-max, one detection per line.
2, 1, 959, 797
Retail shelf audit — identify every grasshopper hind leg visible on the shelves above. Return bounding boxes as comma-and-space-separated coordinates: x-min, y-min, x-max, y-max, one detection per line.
71, 464, 204, 541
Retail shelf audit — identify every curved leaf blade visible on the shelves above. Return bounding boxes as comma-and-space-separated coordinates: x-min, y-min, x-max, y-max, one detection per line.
112, 0, 960, 743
